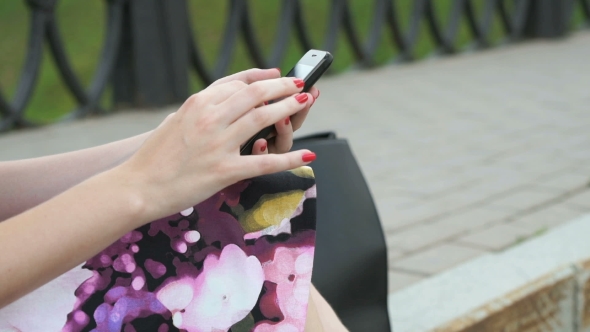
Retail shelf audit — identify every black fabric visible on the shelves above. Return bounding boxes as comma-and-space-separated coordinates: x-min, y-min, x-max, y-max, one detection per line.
293, 132, 391, 332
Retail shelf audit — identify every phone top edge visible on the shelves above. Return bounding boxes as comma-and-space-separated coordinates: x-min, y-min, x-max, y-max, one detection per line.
299, 50, 332, 67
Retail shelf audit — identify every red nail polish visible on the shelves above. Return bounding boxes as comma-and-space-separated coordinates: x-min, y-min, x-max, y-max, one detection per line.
261, 144, 267, 152
295, 93, 308, 104
264, 101, 269, 106
285, 117, 290, 126
293, 78, 305, 88
302, 152, 316, 163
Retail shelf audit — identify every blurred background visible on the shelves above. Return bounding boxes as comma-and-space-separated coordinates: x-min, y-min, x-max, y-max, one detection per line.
1, 0, 587, 124
1, 1, 590, 331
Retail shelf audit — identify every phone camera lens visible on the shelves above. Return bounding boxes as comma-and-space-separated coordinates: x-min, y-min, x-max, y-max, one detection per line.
312, 54, 317, 57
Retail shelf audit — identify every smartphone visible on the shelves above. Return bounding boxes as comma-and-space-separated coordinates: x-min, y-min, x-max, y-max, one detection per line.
240, 49, 334, 155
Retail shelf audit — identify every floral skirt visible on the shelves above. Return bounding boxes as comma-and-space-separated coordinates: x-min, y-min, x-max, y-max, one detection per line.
0, 167, 317, 332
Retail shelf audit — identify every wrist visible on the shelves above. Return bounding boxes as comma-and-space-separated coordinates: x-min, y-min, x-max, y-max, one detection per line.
92, 166, 151, 229
110, 131, 154, 169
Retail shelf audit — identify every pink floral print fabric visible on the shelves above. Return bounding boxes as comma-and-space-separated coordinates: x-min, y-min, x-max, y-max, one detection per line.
0, 168, 317, 332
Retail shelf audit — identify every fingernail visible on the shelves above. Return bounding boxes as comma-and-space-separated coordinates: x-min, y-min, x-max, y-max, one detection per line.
264, 101, 269, 106
317, 90, 320, 99
295, 93, 308, 104
285, 117, 290, 126
293, 78, 305, 89
302, 152, 316, 163
274, 68, 281, 74
261, 143, 267, 152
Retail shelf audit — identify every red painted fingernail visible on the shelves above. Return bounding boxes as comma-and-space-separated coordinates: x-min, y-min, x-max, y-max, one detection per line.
261, 143, 267, 152
302, 152, 316, 163
264, 101, 269, 106
285, 117, 290, 126
295, 93, 308, 104
293, 78, 305, 88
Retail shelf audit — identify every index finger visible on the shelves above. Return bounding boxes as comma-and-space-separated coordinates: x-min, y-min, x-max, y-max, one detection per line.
210, 68, 281, 87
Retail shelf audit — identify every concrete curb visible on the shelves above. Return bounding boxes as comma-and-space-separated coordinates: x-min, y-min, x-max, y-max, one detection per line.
389, 214, 590, 332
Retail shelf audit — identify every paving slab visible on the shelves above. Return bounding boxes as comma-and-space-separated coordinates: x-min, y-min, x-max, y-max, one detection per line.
561, 190, 590, 209
509, 203, 588, 233
386, 247, 405, 262
425, 206, 514, 235
537, 172, 590, 192
386, 223, 466, 252
390, 244, 488, 275
388, 271, 425, 293
485, 187, 560, 212
456, 224, 536, 251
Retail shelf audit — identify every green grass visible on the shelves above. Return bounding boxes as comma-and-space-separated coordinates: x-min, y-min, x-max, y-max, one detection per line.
0, 0, 105, 123
0, 1, 586, 123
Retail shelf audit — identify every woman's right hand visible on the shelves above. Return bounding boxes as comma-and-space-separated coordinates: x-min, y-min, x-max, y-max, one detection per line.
112, 70, 316, 224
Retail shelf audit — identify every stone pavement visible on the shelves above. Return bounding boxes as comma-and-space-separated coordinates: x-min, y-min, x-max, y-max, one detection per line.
1, 32, 590, 295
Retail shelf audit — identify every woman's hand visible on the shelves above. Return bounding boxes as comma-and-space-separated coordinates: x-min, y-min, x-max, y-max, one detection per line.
210, 68, 319, 154
0, 68, 320, 308
114, 69, 318, 223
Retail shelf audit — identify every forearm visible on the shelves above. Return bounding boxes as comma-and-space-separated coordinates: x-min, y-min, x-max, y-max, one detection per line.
0, 131, 151, 221
0, 168, 146, 308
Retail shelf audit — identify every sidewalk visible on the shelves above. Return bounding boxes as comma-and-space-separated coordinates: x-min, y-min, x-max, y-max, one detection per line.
1, 32, 590, 294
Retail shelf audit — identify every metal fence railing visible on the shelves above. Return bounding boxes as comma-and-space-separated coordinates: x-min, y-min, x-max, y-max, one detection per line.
1, 0, 589, 132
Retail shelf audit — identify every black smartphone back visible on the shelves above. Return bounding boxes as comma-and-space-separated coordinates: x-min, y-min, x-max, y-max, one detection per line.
285, 50, 334, 92
240, 50, 333, 155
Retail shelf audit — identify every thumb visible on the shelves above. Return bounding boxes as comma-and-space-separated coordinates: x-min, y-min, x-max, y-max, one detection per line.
237, 150, 316, 179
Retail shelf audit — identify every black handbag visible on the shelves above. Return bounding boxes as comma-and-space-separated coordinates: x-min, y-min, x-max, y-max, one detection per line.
293, 132, 391, 332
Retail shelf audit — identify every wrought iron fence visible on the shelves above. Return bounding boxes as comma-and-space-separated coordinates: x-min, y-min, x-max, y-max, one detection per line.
0, 0, 589, 132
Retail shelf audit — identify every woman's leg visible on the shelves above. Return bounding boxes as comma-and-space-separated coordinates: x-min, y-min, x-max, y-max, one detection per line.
305, 285, 349, 331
